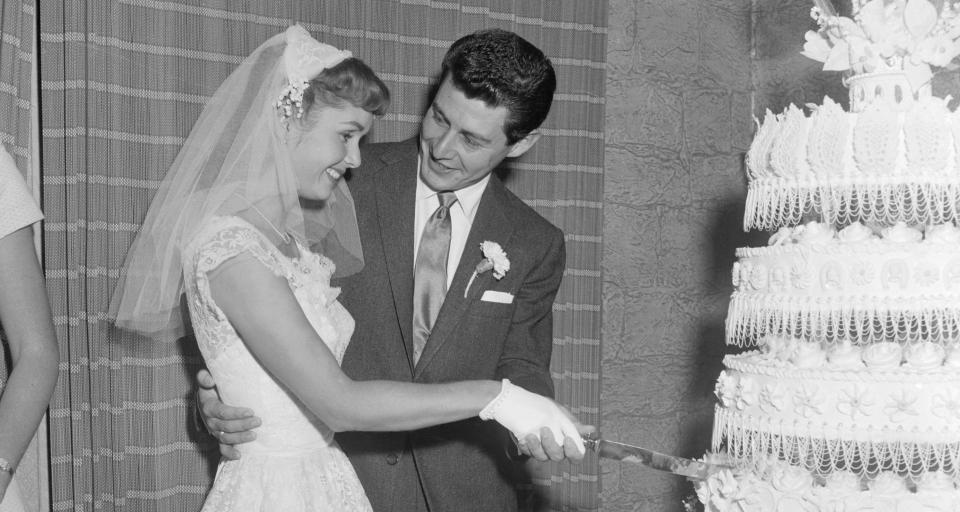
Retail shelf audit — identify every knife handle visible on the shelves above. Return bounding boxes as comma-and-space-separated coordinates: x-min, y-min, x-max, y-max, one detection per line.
582, 436, 600, 453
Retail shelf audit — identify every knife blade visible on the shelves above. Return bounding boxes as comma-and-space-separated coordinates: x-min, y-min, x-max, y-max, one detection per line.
584, 437, 727, 480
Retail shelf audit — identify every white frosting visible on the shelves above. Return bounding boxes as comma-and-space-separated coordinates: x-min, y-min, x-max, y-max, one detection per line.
905, 342, 946, 370
706, 11, 960, 511
728, 229, 960, 345
918, 472, 957, 493
926, 224, 960, 244
823, 471, 862, 492
743, 94, 960, 231
796, 221, 835, 244
768, 226, 794, 246
769, 463, 813, 493
883, 222, 924, 244
715, 351, 960, 470
790, 342, 826, 368
697, 466, 960, 512
862, 342, 902, 369
947, 345, 960, 368
869, 472, 908, 495
837, 222, 875, 243
827, 341, 864, 369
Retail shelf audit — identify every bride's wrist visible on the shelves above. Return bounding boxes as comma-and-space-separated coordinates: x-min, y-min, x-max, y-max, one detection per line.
479, 379, 511, 420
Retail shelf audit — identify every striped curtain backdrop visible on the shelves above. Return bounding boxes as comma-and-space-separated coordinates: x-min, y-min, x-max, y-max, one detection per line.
38, 1, 606, 510
0, 0, 34, 163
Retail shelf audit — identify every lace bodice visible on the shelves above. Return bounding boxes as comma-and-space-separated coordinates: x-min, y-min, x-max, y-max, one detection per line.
183, 216, 356, 452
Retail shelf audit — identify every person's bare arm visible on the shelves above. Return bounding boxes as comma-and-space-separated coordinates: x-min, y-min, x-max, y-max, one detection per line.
208, 252, 503, 432
0, 226, 58, 499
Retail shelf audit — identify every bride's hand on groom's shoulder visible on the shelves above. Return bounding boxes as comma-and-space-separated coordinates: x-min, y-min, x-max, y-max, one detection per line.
196, 369, 262, 460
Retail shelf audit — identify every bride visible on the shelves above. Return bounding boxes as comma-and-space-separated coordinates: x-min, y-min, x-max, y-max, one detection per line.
109, 25, 585, 511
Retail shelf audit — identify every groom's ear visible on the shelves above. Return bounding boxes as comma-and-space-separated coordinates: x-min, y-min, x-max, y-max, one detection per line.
506, 131, 541, 159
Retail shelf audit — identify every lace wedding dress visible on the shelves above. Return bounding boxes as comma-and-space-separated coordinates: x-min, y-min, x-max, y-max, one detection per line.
183, 216, 372, 512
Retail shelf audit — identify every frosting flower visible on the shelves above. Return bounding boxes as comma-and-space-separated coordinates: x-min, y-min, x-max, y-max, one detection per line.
884, 390, 919, 423
715, 371, 738, 408
768, 226, 795, 246
828, 341, 864, 369
925, 224, 960, 244
869, 472, 908, 495
837, 222, 875, 242
932, 390, 960, 420
796, 221, 835, 244
824, 471, 862, 493
904, 342, 945, 370
790, 342, 826, 368
836, 385, 874, 420
883, 222, 923, 243
769, 462, 814, 493
862, 342, 903, 369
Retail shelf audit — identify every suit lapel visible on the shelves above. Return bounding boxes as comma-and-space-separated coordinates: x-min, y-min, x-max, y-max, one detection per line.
414, 176, 515, 377
374, 142, 419, 371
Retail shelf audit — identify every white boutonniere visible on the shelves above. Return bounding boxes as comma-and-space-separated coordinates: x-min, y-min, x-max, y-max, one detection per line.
464, 241, 510, 297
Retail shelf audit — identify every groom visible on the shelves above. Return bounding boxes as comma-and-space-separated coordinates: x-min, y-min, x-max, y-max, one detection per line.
199, 28, 587, 511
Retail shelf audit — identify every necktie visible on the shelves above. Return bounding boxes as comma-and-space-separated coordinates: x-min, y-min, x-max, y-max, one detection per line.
412, 191, 458, 364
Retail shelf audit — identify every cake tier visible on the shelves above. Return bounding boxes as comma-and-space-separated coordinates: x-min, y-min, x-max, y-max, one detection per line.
695, 464, 960, 512
743, 94, 960, 231
714, 351, 960, 479
728, 222, 960, 346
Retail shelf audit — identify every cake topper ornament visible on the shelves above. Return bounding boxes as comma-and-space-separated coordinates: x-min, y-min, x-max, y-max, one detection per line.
801, 0, 960, 90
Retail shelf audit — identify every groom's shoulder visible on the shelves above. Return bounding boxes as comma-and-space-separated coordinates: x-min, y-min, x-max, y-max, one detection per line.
491, 177, 563, 241
348, 138, 417, 192
358, 138, 417, 169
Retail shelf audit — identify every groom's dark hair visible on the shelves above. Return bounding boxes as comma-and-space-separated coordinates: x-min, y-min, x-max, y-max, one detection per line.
441, 28, 556, 145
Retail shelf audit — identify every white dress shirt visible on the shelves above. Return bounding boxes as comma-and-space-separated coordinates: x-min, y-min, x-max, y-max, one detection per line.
414, 166, 490, 289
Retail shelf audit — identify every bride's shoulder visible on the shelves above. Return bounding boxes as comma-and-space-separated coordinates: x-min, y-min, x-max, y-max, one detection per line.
183, 216, 279, 271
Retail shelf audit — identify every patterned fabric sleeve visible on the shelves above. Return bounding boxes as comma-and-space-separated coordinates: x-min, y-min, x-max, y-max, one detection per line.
184, 217, 289, 330
181, 217, 296, 358
0, 147, 42, 240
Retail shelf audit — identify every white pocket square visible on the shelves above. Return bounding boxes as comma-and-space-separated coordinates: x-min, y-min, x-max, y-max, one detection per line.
480, 290, 514, 304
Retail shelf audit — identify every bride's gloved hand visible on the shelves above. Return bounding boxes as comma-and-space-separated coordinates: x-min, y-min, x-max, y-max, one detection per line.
480, 379, 588, 461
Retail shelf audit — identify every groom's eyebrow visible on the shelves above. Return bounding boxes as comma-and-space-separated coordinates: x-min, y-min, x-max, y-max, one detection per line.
433, 104, 492, 145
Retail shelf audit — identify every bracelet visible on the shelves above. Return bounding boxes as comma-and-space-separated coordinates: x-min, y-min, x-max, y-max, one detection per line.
479, 379, 512, 420
0, 457, 13, 475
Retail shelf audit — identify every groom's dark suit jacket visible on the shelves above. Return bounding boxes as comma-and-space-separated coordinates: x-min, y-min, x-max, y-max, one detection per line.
334, 139, 565, 512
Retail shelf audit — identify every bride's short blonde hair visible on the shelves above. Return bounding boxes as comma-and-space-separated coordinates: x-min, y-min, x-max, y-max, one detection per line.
302, 58, 391, 121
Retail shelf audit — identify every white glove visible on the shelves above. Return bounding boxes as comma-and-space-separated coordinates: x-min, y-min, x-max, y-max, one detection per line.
480, 379, 585, 456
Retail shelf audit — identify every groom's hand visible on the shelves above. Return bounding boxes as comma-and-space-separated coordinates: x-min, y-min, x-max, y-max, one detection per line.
197, 369, 262, 460
517, 406, 596, 462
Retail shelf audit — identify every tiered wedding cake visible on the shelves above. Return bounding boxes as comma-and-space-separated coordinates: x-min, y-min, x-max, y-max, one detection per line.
697, 1, 960, 510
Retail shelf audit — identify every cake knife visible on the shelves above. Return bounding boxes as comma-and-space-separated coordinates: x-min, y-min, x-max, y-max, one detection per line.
584, 437, 728, 480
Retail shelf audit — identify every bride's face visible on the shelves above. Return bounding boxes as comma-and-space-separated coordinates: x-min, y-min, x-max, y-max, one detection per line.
289, 103, 374, 201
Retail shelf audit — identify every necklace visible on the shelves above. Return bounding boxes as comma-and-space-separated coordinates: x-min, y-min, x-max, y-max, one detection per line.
235, 193, 293, 245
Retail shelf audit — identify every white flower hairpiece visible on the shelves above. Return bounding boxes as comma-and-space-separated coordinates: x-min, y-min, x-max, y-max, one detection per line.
464, 241, 510, 297
276, 80, 309, 120
276, 25, 352, 121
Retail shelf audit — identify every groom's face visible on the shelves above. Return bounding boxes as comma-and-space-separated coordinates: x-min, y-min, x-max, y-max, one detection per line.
418, 77, 535, 192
